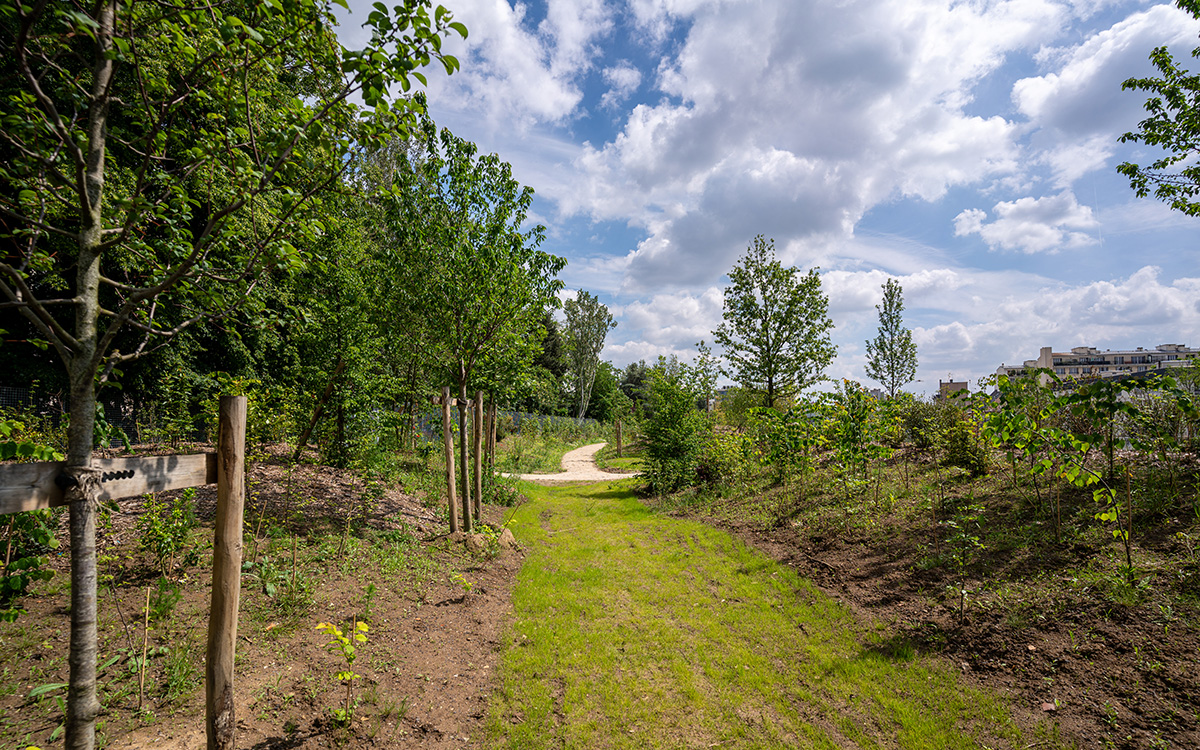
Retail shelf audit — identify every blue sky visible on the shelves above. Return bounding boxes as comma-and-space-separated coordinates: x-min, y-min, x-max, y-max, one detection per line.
336, 0, 1200, 396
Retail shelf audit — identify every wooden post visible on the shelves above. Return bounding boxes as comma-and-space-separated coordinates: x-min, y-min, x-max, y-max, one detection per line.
457, 384, 472, 532
486, 402, 496, 469
206, 395, 246, 750
441, 387, 459, 534
616, 418, 623, 458
473, 391, 483, 520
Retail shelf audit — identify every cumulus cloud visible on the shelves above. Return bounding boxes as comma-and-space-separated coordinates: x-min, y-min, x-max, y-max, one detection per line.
1013, 4, 1200, 182
906, 266, 1200, 382
823, 269, 966, 315
600, 62, 642, 109
568, 0, 1072, 289
954, 191, 1099, 253
407, 0, 614, 129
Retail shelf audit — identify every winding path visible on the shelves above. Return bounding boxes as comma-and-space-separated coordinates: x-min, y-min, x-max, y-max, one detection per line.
505, 442, 639, 485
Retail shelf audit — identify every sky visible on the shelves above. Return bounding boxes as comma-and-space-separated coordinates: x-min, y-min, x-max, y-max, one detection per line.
335, 0, 1200, 396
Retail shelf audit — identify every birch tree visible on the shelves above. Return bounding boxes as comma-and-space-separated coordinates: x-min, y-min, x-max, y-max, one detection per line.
563, 290, 616, 419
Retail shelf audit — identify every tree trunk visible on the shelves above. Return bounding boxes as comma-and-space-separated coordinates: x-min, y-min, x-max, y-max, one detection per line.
485, 401, 496, 470
457, 383, 472, 532
65, 7, 115, 745
292, 357, 345, 464
473, 391, 483, 521
441, 387, 458, 534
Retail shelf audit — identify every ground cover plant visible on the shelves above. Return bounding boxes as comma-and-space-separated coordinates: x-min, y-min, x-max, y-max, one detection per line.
492, 417, 609, 474
640, 370, 1200, 749
487, 478, 1034, 749
0, 441, 524, 749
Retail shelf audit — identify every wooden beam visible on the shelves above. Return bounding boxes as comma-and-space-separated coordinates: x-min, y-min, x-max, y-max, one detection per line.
0, 453, 218, 515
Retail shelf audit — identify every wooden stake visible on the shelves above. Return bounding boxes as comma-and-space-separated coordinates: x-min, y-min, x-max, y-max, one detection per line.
138, 586, 150, 711
457, 384, 472, 532
206, 395, 246, 750
441, 387, 459, 534
473, 391, 483, 520
616, 419, 623, 459
485, 401, 496, 470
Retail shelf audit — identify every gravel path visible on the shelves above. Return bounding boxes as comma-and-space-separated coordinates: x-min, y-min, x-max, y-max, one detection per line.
505, 442, 639, 485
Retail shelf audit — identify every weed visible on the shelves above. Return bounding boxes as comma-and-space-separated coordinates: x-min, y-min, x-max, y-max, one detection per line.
450, 571, 474, 595
360, 582, 378, 623
148, 577, 182, 622
161, 638, 198, 705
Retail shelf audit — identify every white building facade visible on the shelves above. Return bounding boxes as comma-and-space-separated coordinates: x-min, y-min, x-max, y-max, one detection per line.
996, 344, 1198, 382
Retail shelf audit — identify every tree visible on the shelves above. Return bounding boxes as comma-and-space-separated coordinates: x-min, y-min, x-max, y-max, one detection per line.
864, 278, 918, 398
0, 3, 464, 747
1118, 0, 1200, 216
713, 235, 836, 408
686, 340, 719, 411
563, 290, 616, 419
387, 110, 565, 529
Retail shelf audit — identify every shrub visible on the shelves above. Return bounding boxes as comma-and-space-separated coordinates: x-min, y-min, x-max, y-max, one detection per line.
942, 414, 989, 476
642, 373, 707, 494
136, 488, 198, 576
695, 430, 749, 487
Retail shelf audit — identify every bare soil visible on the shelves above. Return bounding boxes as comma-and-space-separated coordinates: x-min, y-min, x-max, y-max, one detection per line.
3, 444, 523, 749
675, 489, 1200, 750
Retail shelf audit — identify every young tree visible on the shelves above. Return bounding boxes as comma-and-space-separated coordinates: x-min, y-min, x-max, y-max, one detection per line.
713, 235, 836, 408
864, 278, 918, 398
0, 3, 464, 746
687, 339, 720, 411
1118, 0, 1200, 216
563, 290, 616, 419
387, 111, 566, 529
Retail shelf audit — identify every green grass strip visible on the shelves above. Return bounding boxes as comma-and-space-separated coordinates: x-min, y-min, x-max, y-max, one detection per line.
486, 480, 1032, 750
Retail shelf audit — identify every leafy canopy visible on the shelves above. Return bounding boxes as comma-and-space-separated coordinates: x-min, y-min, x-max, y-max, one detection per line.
864, 278, 918, 399
713, 235, 836, 408
1118, 0, 1200, 215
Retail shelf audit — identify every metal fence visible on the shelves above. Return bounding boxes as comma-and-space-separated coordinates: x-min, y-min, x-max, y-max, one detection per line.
2, 385, 600, 447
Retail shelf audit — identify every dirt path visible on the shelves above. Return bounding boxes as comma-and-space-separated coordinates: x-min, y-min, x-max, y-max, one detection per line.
505, 442, 638, 485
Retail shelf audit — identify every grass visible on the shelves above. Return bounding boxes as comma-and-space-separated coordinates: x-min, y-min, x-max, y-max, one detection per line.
594, 441, 646, 472
494, 433, 603, 474
486, 479, 1035, 749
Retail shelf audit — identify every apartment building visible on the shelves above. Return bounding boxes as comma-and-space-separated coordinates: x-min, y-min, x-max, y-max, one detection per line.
996, 344, 1198, 382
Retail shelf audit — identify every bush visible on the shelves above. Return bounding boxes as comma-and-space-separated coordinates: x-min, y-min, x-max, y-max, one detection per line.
695, 430, 749, 487
942, 415, 988, 476
642, 373, 707, 494
900, 399, 957, 450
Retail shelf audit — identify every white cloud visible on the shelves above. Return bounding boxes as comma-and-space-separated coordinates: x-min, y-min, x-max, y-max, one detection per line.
823, 268, 966, 315
614, 287, 723, 347
569, 0, 1076, 289
600, 62, 642, 109
411, 0, 614, 130
954, 190, 1099, 253
1013, 4, 1200, 181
